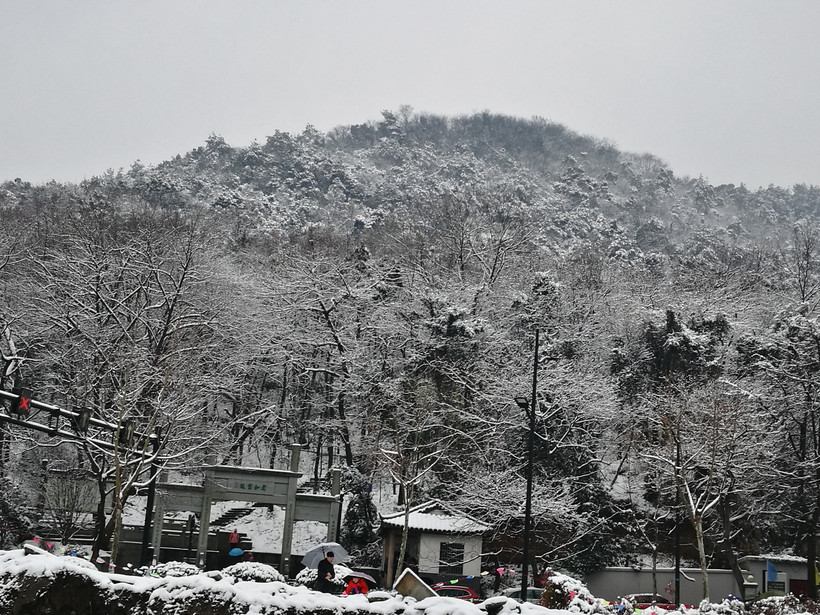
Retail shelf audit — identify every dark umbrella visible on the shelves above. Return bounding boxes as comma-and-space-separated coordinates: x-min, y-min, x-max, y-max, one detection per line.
344, 571, 377, 586
301, 542, 349, 568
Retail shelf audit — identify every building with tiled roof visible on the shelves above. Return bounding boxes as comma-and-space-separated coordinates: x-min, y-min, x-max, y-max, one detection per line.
380, 499, 491, 587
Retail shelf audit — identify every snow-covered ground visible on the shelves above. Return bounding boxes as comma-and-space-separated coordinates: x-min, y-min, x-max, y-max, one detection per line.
0, 547, 558, 615
1, 547, 814, 615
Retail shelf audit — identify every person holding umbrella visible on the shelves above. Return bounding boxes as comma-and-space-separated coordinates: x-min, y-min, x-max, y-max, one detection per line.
227, 528, 243, 558
228, 529, 240, 550
316, 551, 335, 593
342, 574, 370, 595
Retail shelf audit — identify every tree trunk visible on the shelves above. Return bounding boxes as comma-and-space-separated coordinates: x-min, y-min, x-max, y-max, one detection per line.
109, 497, 123, 567
397, 499, 411, 577
91, 480, 109, 561
312, 432, 323, 493
651, 546, 658, 598
0, 424, 7, 476
337, 391, 354, 466
718, 494, 748, 601
694, 514, 710, 601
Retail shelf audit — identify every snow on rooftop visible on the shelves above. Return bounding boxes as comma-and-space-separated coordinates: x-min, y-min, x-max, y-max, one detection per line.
739, 553, 808, 563
380, 500, 490, 534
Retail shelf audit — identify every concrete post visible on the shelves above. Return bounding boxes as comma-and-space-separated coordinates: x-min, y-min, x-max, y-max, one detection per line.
151, 497, 165, 566
328, 468, 341, 541
280, 445, 301, 576
196, 469, 214, 568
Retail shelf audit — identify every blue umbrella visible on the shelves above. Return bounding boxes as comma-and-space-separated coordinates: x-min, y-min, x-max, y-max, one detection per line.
229, 547, 244, 557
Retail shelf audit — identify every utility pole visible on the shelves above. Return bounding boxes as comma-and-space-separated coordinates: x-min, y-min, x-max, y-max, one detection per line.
140, 427, 162, 566
515, 329, 539, 596
675, 440, 681, 606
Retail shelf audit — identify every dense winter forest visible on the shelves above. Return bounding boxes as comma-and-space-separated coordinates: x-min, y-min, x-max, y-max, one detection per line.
1, 108, 819, 590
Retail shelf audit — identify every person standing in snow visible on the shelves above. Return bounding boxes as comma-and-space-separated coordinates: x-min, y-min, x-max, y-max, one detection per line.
316, 551, 336, 593
228, 529, 239, 550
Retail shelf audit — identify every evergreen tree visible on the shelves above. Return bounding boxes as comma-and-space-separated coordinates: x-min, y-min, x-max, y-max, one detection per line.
0, 477, 34, 549
338, 467, 380, 566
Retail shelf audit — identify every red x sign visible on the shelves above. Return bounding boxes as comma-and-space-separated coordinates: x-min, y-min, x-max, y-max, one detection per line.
11, 388, 32, 416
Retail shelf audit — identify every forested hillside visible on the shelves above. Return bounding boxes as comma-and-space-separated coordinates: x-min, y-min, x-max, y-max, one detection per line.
1, 109, 819, 584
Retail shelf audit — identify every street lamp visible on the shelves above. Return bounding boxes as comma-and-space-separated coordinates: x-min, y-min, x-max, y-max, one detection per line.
515, 329, 540, 596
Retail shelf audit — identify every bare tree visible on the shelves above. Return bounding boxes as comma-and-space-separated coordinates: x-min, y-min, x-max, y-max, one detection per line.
784, 220, 820, 310
378, 382, 460, 572
19, 205, 237, 563
736, 305, 820, 598
641, 384, 764, 601
41, 459, 96, 544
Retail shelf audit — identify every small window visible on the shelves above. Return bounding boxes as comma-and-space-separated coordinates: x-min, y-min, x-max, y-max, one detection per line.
439, 542, 464, 575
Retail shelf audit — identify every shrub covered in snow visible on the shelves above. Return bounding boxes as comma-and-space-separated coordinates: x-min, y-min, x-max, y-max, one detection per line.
0, 548, 567, 615
148, 560, 202, 578
294, 563, 353, 589
698, 597, 747, 615
0, 478, 35, 549
221, 561, 285, 583
747, 594, 817, 615
539, 570, 610, 614
58, 554, 99, 571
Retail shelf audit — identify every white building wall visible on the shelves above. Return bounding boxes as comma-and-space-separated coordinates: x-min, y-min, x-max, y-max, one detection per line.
418, 534, 440, 572
417, 534, 483, 576
462, 535, 483, 576
739, 557, 808, 597
584, 567, 745, 605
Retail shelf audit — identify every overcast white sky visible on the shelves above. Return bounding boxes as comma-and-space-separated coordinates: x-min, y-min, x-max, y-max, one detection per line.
2, 1, 819, 189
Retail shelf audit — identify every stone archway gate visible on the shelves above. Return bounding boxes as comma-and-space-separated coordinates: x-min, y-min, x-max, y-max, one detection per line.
151, 445, 340, 573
